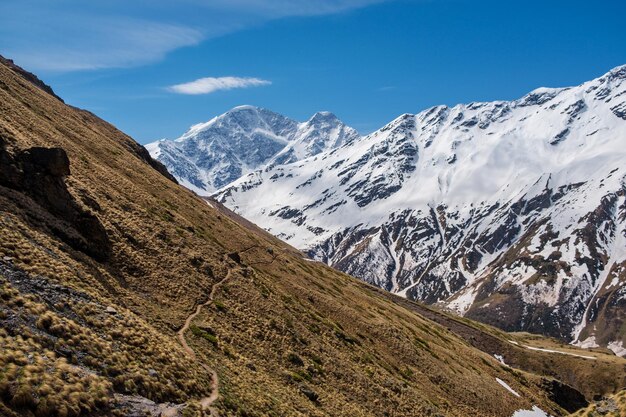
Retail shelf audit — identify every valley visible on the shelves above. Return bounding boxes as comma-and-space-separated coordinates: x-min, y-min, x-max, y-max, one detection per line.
149, 66, 626, 355
1, 55, 624, 416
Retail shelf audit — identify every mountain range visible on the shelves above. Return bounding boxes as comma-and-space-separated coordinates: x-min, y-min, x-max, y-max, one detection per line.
2, 55, 626, 416
150, 65, 626, 356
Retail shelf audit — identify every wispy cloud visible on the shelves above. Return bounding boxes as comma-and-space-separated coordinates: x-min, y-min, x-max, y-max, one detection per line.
0, 0, 395, 72
0, 9, 203, 72
200, 0, 390, 17
168, 76, 271, 95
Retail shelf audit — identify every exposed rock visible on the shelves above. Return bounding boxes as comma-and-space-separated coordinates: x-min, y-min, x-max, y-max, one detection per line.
540, 378, 588, 413
300, 386, 320, 403
0, 137, 111, 262
113, 394, 184, 417
128, 138, 178, 184
23, 147, 71, 176
227, 252, 242, 264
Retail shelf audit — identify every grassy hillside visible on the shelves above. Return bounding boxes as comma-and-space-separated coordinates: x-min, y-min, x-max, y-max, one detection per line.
0, 56, 623, 417
379, 292, 626, 400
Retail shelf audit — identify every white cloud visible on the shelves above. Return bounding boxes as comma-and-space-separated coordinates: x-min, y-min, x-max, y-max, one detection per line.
167, 76, 271, 95
0, 0, 396, 72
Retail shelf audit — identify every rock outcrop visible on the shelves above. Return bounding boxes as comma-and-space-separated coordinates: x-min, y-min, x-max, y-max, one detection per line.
0, 136, 111, 261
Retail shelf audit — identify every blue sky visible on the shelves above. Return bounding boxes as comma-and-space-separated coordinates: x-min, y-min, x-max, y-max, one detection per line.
1, 0, 625, 143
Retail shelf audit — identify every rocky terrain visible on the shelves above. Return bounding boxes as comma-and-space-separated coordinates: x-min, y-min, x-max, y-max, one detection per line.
1, 56, 624, 416
213, 65, 626, 355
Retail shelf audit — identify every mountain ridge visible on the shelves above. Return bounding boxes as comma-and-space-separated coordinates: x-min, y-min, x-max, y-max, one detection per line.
211, 64, 626, 355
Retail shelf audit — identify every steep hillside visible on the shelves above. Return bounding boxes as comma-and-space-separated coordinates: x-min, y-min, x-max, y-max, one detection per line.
146, 106, 359, 195
0, 57, 623, 417
215, 65, 626, 354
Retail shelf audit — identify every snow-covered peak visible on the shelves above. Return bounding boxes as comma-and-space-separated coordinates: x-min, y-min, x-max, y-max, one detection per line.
307, 111, 339, 123
278, 110, 361, 162
217, 64, 626, 238
146, 107, 359, 194
178, 105, 298, 143
144, 139, 167, 158
604, 64, 626, 80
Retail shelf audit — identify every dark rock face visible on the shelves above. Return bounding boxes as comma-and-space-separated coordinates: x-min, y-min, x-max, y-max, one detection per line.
299, 387, 320, 403
227, 252, 242, 264
338, 115, 418, 208
24, 147, 71, 176
541, 379, 588, 413
611, 102, 626, 120
269, 206, 306, 226
0, 137, 111, 262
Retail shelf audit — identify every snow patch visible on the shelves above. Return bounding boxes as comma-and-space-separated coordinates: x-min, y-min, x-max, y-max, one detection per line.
523, 346, 596, 360
606, 276, 620, 289
494, 354, 508, 366
496, 378, 520, 397
608, 340, 626, 357
512, 406, 553, 417
572, 336, 598, 349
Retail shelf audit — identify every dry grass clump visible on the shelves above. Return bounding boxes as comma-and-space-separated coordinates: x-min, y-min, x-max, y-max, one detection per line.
0, 275, 213, 415
0, 330, 111, 417
0, 221, 78, 284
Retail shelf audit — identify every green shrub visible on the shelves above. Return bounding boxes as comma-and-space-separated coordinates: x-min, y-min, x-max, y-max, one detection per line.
190, 325, 218, 346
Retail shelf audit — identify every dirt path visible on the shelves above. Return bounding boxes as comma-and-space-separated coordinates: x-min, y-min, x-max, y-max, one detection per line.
176, 259, 235, 415
175, 247, 277, 415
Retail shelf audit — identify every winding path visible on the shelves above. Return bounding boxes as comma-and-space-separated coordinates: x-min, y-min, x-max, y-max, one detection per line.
176, 258, 235, 415
175, 247, 279, 415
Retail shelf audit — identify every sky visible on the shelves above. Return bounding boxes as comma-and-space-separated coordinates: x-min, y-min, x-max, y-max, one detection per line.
1, 0, 625, 143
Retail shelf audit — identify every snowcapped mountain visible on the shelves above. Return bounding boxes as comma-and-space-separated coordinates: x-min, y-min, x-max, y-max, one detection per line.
146, 105, 359, 195
215, 65, 626, 354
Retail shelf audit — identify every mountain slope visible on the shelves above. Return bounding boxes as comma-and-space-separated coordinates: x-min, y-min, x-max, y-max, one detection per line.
1, 57, 623, 416
146, 106, 359, 195
215, 65, 626, 354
